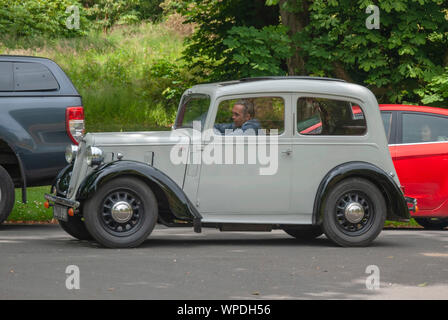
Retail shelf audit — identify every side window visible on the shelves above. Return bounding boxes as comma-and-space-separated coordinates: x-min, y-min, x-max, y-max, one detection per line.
402, 113, 448, 144
381, 112, 392, 143
0, 62, 14, 91
214, 97, 284, 135
297, 97, 367, 136
175, 94, 210, 130
13, 62, 59, 91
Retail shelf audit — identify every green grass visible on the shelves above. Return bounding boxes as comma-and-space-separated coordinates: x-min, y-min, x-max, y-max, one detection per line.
0, 22, 186, 132
7, 186, 54, 222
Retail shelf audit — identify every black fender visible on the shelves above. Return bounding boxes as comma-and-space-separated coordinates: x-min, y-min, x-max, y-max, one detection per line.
75, 160, 201, 224
52, 163, 74, 197
313, 161, 410, 225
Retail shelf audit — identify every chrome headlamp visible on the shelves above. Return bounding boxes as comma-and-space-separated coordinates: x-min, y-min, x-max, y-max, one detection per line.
86, 146, 104, 166
65, 145, 79, 164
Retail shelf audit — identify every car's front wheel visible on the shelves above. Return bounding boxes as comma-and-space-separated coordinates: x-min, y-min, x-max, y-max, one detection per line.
83, 177, 158, 248
322, 178, 386, 247
415, 218, 448, 230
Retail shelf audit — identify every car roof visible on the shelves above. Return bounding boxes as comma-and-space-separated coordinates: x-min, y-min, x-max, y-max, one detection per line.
190, 77, 376, 103
379, 104, 448, 116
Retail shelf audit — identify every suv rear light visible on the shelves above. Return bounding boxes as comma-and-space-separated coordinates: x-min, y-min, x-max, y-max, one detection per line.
66, 106, 85, 145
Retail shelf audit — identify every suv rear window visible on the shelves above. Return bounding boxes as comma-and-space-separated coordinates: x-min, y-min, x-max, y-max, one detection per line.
13, 62, 59, 91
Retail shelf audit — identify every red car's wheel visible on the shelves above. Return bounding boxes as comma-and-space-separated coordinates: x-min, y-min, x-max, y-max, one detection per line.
415, 218, 448, 230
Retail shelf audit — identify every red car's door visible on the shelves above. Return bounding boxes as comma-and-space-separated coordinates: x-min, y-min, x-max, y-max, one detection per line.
392, 112, 448, 215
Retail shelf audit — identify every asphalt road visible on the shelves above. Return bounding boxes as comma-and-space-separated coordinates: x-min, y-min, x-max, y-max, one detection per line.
0, 224, 447, 300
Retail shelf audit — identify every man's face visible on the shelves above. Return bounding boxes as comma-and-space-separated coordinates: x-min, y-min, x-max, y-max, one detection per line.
232, 104, 250, 128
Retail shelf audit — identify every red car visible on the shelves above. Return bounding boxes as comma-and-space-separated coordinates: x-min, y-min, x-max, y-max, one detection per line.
299, 103, 448, 229
380, 104, 448, 229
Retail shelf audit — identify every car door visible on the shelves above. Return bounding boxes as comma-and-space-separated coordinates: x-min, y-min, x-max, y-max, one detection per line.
195, 94, 293, 217
291, 95, 370, 223
392, 112, 448, 213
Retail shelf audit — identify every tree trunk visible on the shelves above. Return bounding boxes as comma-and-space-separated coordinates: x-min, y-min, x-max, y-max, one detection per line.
278, 0, 310, 75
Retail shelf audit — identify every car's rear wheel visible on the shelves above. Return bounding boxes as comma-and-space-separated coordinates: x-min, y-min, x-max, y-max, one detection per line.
283, 226, 323, 240
322, 178, 386, 247
0, 165, 15, 224
83, 177, 158, 248
415, 218, 448, 230
58, 214, 93, 240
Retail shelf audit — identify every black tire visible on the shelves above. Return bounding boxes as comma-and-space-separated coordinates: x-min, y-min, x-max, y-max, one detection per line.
415, 218, 448, 230
58, 214, 93, 240
284, 226, 323, 240
83, 177, 158, 248
0, 165, 15, 224
322, 178, 387, 247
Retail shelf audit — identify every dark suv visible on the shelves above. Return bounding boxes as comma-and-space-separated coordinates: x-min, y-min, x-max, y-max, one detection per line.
0, 55, 84, 223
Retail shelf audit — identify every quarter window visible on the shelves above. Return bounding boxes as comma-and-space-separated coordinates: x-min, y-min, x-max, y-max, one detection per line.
402, 113, 448, 143
297, 97, 367, 135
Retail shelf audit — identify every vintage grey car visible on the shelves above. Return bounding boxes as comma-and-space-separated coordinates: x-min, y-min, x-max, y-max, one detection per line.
45, 77, 414, 248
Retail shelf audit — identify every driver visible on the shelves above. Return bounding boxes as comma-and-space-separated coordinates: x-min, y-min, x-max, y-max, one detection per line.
214, 99, 260, 135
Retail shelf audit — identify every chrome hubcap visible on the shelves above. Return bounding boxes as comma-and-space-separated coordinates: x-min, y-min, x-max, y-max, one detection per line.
111, 201, 133, 223
344, 202, 365, 224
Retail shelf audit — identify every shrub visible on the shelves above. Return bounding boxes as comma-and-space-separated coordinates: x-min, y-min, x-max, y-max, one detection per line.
0, 0, 89, 38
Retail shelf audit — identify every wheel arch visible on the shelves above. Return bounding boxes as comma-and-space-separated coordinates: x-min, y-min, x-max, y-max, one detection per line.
0, 137, 27, 202
312, 161, 410, 225
76, 160, 201, 225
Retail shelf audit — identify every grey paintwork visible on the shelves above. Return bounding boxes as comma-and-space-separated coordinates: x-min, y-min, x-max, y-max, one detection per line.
0, 56, 81, 188
63, 78, 403, 226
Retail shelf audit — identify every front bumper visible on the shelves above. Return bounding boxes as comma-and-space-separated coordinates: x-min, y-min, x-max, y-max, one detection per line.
44, 193, 80, 209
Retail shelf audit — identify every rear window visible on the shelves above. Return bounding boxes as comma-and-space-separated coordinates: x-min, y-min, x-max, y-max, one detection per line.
297, 97, 367, 136
13, 62, 59, 91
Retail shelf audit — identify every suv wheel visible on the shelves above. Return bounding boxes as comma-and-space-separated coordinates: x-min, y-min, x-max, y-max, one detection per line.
0, 165, 15, 224
83, 177, 158, 248
283, 226, 323, 240
58, 214, 93, 240
415, 218, 448, 230
322, 178, 386, 247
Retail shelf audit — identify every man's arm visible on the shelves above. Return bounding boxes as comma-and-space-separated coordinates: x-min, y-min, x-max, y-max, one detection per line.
214, 123, 233, 134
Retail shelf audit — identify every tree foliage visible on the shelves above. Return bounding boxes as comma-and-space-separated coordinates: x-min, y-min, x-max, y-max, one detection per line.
176, 0, 281, 81
80, 0, 164, 32
0, 0, 89, 38
267, 0, 448, 105
223, 25, 291, 78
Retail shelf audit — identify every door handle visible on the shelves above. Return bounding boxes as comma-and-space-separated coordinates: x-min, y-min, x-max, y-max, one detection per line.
282, 149, 292, 156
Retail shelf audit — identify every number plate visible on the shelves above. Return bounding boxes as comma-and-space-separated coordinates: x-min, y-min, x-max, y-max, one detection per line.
53, 205, 68, 222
